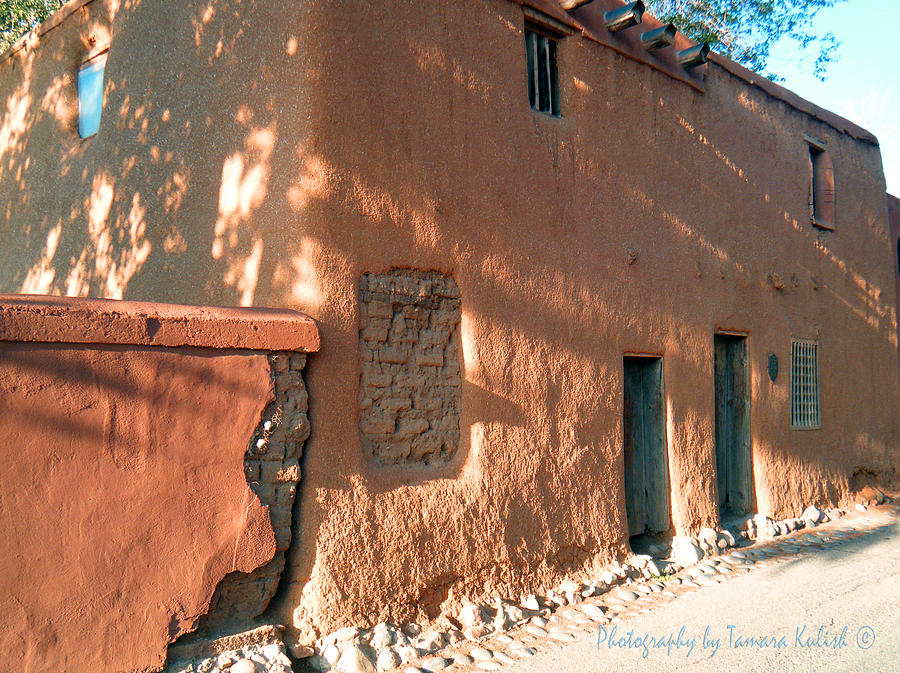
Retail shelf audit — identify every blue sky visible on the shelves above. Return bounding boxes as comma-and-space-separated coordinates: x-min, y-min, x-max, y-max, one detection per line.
767, 0, 900, 194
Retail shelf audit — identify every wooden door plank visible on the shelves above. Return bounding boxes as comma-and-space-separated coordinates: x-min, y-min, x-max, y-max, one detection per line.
726, 339, 739, 509
714, 336, 729, 511
623, 359, 646, 536
733, 338, 754, 513
715, 335, 754, 516
645, 358, 670, 532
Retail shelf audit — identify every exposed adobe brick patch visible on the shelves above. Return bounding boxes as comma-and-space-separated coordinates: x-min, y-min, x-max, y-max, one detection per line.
359, 270, 461, 466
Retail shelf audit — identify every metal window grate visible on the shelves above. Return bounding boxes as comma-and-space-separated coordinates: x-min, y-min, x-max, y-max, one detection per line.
791, 339, 820, 429
525, 26, 559, 116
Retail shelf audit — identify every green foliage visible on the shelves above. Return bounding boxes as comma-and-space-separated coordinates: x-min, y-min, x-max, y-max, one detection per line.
644, 0, 845, 80
650, 568, 677, 582
1, 0, 65, 55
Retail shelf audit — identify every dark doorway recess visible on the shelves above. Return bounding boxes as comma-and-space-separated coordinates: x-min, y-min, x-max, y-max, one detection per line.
623, 356, 671, 538
714, 334, 755, 517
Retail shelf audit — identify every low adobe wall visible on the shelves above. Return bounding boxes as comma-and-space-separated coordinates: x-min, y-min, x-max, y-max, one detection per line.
0, 295, 318, 673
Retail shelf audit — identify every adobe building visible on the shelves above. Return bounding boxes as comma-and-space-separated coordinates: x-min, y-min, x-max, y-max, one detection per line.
891, 193, 900, 381
0, 0, 898, 670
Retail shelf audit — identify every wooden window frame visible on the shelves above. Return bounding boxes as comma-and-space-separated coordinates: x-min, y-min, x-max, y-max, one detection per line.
805, 136, 835, 230
77, 48, 109, 139
524, 22, 561, 117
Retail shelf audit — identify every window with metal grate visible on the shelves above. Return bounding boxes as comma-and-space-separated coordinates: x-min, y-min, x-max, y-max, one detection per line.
525, 24, 560, 116
791, 339, 821, 429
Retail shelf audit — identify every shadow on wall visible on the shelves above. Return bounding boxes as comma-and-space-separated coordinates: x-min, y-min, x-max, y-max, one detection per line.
269, 0, 897, 636
0, 339, 277, 673
0, 341, 264, 443
1, 0, 314, 307
1, 1, 894, 342
1, 0, 898, 640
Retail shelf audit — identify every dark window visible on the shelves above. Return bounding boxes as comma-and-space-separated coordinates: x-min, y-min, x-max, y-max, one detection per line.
808, 143, 835, 229
896, 238, 900, 277
525, 24, 560, 116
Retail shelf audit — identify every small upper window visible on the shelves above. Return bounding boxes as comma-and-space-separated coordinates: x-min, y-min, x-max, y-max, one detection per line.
78, 50, 108, 139
791, 338, 821, 429
808, 140, 835, 230
525, 23, 560, 116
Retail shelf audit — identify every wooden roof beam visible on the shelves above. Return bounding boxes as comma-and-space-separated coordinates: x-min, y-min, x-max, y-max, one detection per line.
558, 0, 596, 10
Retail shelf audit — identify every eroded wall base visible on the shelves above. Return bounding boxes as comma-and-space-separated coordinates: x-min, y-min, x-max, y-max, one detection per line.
196, 352, 311, 631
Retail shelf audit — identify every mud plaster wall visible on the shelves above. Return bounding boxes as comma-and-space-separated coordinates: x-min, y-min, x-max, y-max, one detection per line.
0, 296, 318, 673
359, 270, 461, 466
0, 343, 276, 673
890, 194, 900, 386
1, 0, 898, 645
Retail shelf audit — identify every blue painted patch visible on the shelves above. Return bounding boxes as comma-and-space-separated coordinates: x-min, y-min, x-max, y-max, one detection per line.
78, 54, 107, 138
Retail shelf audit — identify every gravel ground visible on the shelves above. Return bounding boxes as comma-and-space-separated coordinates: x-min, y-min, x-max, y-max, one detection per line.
498, 504, 900, 673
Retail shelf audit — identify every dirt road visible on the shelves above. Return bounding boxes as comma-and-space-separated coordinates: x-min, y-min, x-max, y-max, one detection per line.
502, 506, 899, 673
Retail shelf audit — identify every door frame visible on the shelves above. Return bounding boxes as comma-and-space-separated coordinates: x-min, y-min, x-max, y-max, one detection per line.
622, 354, 671, 537
713, 332, 755, 517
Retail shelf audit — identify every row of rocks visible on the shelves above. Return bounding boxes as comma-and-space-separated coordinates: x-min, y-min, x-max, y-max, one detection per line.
294, 498, 884, 673
166, 640, 294, 673
745, 504, 846, 541
744, 491, 891, 541
665, 526, 737, 566
854, 487, 887, 508
166, 494, 890, 673
292, 553, 699, 673
296, 501, 891, 673
374, 551, 762, 673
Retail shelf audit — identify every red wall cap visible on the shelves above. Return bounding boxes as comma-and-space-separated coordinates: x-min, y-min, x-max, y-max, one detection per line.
0, 295, 320, 352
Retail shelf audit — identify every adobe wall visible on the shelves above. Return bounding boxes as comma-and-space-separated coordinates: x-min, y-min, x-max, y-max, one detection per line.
890, 194, 900, 383
274, 0, 900, 641
0, 0, 898, 650
0, 296, 318, 672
